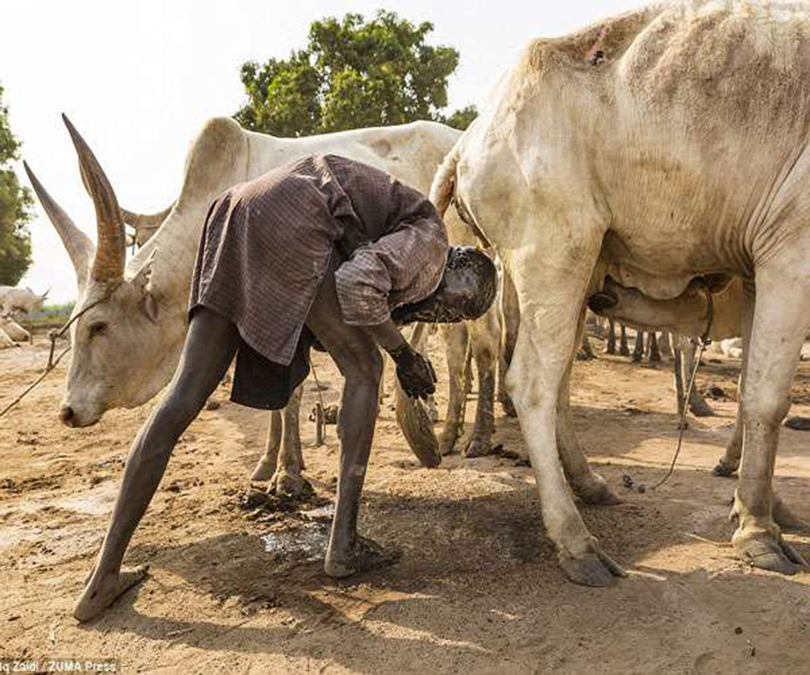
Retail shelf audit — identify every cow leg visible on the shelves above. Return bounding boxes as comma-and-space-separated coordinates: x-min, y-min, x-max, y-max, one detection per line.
632, 330, 645, 363
619, 324, 630, 356
251, 410, 283, 481
648, 332, 662, 364
438, 322, 470, 455
498, 264, 520, 417
305, 267, 390, 578
268, 384, 308, 497
577, 333, 596, 360
659, 331, 673, 359
683, 338, 714, 417
731, 265, 810, 574
504, 248, 625, 587
714, 290, 754, 476
557, 305, 621, 506
74, 308, 240, 622
604, 319, 616, 354
464, 305, 499, 458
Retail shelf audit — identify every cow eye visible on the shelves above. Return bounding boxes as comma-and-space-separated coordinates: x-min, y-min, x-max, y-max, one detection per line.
89, 322, 108, 338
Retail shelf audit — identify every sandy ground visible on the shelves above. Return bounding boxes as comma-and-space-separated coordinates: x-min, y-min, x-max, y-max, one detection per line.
2, 335, 810, 674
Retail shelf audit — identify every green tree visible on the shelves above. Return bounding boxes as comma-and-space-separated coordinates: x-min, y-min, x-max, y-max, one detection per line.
235, 11, 477, 136
0, 84, 33, 286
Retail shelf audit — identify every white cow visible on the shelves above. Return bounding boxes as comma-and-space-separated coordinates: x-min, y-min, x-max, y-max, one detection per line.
27, 115, 503, 493
432, 0, 810, 582
0, 286, 48, 317
0, 316, 31, 343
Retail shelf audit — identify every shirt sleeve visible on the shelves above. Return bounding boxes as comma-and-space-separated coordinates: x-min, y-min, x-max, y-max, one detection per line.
334, 216, 449, 327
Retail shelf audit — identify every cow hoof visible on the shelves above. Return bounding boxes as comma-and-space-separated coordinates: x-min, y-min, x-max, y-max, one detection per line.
560, 545, 626, 587
734, 535, 807, 575
324, 536, 401, 578
463, 438, 492, 458
73, 565, 150, 623
712, 461, 737, 478
499, 394, 518, 418
577, 475, 623, 506
438, 431, 459, 457
689, 399, 715, 418
784, 416, 810, 431
250, 457, 277, 482
268, 470, 310, 499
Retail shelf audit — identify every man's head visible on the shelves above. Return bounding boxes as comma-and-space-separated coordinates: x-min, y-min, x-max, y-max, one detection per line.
393, 246, 498, 325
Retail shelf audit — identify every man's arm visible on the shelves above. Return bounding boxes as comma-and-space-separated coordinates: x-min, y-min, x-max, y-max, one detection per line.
366, 318, 436, 400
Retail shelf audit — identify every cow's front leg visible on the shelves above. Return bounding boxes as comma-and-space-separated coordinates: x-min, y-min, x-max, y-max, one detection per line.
731, 268, 809, 574
506, 253, 625, 587
268, 385, 307, 497
250, 410, 282, 481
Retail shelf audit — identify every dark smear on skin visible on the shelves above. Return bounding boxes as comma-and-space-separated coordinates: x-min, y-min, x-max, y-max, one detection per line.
393, 247, 498, 326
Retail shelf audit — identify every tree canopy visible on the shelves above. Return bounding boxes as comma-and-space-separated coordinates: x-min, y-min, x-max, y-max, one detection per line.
235, 11, 477, 137
0, 85, 33, 286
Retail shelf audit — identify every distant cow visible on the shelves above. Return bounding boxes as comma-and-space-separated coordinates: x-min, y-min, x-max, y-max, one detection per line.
0, 286, 48, 317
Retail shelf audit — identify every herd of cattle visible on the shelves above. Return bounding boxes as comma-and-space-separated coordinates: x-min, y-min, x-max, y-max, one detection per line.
8, 1, 810, 587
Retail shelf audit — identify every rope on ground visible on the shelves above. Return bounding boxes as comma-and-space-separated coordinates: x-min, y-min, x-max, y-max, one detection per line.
0, 283, 121, 419
652, 337, 709, 490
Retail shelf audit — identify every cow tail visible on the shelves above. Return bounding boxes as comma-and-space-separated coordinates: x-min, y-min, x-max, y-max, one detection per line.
430, 145, 460, 218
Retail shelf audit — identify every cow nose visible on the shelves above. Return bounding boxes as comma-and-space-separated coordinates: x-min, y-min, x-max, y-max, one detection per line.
60, 405, 75, 426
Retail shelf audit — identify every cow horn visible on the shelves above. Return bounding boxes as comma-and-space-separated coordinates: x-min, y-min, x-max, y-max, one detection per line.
62, 114, 126, 284
121, 203, 174, 230
23, 161, 94, 289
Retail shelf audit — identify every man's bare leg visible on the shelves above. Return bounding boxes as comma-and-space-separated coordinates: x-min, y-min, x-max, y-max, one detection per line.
74, 309, 239, 622
305, 267, 390, 577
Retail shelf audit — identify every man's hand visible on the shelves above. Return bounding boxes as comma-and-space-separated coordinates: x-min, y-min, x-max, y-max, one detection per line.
389, 342, 437, 400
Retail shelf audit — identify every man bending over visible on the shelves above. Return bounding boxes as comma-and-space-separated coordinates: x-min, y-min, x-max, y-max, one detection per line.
74, 153, 497, 621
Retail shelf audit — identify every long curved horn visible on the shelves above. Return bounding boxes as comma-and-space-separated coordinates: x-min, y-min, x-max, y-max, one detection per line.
62, 114, 126, 283
121, 203, 174, 230
23, 161, 94, 289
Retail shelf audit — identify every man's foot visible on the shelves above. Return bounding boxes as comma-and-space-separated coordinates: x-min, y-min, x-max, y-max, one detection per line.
324, 536, 401, 578
73, 565, 149, 622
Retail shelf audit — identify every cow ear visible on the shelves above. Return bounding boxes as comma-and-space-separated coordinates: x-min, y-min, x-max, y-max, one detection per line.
131, 248, 159, 323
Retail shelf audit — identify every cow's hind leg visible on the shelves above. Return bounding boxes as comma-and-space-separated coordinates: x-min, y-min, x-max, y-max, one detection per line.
557, 305, 621, 505
498, 265, 520, 417
504, 245, 625, 587
731, 262, 810, 574
438, 322, 470, 455
464, 306, 499, 458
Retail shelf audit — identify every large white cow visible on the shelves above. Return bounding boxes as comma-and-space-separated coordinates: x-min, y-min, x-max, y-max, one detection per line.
432, 0, 810, 582
27, 115, 502, 490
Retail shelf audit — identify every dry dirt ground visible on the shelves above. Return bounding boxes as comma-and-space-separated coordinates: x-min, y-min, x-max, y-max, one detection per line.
2, 335, 810, 674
